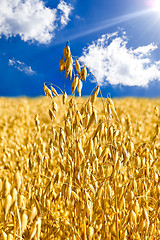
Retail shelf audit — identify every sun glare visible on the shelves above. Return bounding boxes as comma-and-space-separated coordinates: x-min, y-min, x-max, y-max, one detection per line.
152, 0, 160, 12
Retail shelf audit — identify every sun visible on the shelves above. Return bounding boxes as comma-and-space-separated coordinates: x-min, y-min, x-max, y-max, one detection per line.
152, 0, 160, 12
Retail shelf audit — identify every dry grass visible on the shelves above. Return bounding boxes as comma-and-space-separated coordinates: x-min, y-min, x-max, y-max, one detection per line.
0, 42, 160, 239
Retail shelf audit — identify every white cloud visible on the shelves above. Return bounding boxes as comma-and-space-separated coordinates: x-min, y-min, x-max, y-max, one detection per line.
80, 33, 160, 87
0, 0, 73, 44
9, 59, 36, 75
75, 15, 81, 20
132, 44, 158, 56
57, 0, 73, 27
75, 15, 84, 21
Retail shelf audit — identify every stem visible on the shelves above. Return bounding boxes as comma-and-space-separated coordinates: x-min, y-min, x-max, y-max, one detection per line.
114, 177, 119, 240
74, 57, 108, 121
50, 83, 64, 94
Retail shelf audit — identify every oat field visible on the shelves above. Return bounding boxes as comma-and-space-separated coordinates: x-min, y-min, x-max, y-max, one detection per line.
0, 95, 160, 240
0, 43, 160, 239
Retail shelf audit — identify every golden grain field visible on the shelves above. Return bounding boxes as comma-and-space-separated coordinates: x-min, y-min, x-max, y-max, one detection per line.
0, 95, 160, 240
0, 42, 160, 240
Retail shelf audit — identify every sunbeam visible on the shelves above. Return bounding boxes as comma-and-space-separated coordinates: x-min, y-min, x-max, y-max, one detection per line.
54, 8, 152, 45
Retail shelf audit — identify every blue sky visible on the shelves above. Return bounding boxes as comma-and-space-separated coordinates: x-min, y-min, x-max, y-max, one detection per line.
1, 0, 160, 97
